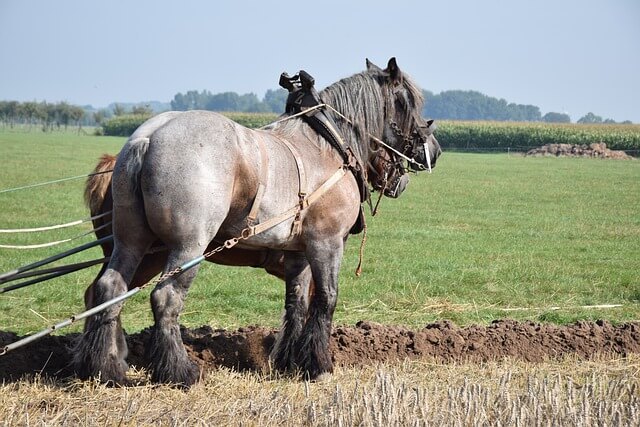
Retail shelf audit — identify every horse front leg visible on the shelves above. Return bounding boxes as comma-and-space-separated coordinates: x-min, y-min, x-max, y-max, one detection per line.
270, 251, 313, 372
294, 237, 343, 380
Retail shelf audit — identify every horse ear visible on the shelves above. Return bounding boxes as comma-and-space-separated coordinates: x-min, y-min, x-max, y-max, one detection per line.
385, 57, 402, 84
366, 58, 382, 72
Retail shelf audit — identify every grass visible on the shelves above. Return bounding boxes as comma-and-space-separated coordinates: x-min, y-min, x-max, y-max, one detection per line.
0, 128, 639, 336
1, 356, 638, 425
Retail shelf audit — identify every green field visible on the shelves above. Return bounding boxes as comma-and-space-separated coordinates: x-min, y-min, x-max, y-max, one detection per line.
0, 128, 638, 336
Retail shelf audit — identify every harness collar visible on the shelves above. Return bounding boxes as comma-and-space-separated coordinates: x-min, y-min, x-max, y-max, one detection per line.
280, 71, 370, 204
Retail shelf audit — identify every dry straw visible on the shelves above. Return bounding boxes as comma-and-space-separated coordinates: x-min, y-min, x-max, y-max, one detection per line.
1, 356, 638, 425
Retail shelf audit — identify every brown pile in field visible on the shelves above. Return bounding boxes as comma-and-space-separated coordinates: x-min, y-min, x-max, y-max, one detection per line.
1, 319, 639, 381
525, 142, 632, 159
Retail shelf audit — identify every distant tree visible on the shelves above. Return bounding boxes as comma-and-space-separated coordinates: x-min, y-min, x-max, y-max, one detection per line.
57, 101, 73, 129
542, 112, 571, 123
93, 110, 107, 125
603, 118, 617, 124
577, 112, 603, 124
112, 103, 127, 116
423, 90, 541, 121
20, 101, 39, 128
69, 105, 85, 130
206, 92, 241, 111
239, 93, 271, 112
170, 92, 187, 110
202, 92, 270, 112
131, 104, 153, 115
264, 89, 288, 113
1, 101, 19, 127
33, 103, 47, 129
171, 90, 212, 110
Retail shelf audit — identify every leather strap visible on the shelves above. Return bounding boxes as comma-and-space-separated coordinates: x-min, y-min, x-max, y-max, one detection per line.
275, 135, 308, 199
242, 167, 346, 239
247, 135, 269, 226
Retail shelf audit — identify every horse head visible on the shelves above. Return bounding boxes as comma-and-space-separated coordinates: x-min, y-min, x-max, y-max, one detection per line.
365, 58, 442, 197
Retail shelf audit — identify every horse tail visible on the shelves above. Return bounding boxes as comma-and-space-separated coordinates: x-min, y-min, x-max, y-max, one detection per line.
123, 137, 150, 193
85, 154, 117, 216
116, 111, 182, 195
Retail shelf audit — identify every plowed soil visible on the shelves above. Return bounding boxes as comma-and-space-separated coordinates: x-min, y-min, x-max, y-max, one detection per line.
1, 319, 639, 381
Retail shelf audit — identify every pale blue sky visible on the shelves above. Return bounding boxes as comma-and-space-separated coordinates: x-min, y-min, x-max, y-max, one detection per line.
1, 0, 638, 122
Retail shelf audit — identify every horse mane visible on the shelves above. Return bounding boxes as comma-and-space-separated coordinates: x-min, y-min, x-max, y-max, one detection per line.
268, 67, 424, 169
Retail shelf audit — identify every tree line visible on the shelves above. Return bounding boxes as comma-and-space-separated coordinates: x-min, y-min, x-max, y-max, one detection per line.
0, 89, 630, 132
0, 100, 85, 131
170, 88, 628, 124
170, 89, 288, 114
422, 90, 629, 124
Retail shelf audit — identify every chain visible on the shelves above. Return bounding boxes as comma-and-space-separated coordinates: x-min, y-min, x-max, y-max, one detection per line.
389, 121, 413, 146
389, 120, 418, 159
148, 235, 244, 289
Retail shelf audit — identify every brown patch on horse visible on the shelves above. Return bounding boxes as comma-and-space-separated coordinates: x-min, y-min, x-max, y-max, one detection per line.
84, 154, 116, 215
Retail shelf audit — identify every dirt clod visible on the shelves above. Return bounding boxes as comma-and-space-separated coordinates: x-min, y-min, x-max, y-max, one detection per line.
525, 142, 633, 159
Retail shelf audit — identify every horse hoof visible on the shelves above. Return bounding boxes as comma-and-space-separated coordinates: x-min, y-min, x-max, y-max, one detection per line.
77, 368, 129, 386
74, 353, 129, 384
151, 361, 201, 388
269, 352, 295, 373
313, 372, 333, 383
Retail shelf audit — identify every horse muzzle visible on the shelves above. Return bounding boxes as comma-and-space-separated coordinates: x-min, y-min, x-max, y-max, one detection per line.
384, 174, 409, 198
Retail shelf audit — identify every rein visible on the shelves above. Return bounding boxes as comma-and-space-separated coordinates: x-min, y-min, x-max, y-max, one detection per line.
322, 104, 428, 172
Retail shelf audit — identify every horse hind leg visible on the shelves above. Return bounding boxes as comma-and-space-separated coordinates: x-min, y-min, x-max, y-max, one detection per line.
147, 245, 207, 387
270, 251, 313, 372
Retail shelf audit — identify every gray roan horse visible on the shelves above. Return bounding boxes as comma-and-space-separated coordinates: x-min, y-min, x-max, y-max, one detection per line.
74, 57, 441, 386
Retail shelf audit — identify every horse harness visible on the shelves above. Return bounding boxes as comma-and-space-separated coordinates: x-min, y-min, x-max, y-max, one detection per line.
244, 124, 349, 240
280, 71, 370, 205
243, 70, 434, 240
245, 71, 372, 239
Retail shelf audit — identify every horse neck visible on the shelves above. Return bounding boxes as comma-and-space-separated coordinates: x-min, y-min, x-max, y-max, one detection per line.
319, 74, 389, 167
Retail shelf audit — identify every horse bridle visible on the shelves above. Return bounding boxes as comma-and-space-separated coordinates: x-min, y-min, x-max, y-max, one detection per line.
369, 111, 436, 201
391, 113, 437, 170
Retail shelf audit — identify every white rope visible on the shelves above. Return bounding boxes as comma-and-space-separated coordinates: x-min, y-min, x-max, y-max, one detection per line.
0, 169, 113, 195
257, 103, 328, 129
499, 304, 624, 312
0, 211, 112, 233
0, 222, 111, 249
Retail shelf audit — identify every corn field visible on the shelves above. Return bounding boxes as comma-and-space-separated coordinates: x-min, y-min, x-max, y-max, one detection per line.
435, 120, 640, 152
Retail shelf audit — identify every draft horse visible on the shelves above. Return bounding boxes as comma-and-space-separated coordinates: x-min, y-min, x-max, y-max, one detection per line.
75, 58, 441, 386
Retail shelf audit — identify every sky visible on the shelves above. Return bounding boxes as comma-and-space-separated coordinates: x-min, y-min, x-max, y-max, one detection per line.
1, 0, 639, 123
